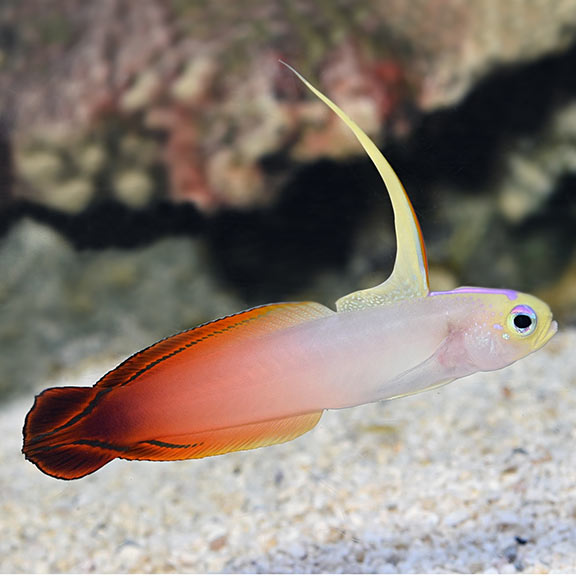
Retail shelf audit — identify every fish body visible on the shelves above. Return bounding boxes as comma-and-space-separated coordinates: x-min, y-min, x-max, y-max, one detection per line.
23, 65, 557, 480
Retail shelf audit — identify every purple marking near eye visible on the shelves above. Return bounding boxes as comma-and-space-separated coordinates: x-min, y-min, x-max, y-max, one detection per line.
493, 323, 504, 330
430, 287, 518, 300
510, 304, 535, 315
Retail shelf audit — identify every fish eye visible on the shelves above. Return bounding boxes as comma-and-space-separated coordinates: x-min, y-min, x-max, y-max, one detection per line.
508, 305, 537, 336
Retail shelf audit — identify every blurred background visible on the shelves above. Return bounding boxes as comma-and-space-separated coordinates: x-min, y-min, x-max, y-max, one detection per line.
1, 0, 576, 400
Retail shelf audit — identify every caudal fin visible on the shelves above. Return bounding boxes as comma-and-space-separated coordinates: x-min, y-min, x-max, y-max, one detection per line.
22, 387, 115, 480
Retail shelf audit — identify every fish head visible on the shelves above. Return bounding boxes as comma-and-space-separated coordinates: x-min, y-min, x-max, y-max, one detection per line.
440, 287, 558, 372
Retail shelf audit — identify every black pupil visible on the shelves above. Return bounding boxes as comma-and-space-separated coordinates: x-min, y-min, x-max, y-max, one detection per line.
514, 314, 532, 329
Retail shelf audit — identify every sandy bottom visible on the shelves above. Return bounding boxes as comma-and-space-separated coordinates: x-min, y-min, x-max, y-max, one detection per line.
2, 330, 575, 573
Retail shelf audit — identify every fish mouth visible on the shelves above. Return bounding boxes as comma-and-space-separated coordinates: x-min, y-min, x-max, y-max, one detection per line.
537, 319, 558, 348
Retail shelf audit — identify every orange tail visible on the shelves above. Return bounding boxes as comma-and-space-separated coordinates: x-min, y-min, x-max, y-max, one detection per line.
22, 386, 116, 480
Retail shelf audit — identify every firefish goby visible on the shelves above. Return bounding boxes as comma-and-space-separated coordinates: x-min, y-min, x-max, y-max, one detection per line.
23, 64, 558, 480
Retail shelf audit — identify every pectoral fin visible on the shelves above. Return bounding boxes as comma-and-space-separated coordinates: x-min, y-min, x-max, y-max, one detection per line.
376, 336, 470, 402
282, 63, 429, 310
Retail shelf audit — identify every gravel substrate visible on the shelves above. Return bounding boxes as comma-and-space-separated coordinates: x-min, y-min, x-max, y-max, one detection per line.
2, 329, 576, 573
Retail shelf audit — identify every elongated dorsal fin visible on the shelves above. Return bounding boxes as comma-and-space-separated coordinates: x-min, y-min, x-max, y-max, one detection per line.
282, 63, 429, 310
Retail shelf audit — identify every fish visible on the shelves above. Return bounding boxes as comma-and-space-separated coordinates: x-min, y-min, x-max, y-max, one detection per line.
22, 64, 558, 480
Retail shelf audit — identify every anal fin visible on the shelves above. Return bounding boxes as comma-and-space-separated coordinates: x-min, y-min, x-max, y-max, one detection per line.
126, 411, 324, 462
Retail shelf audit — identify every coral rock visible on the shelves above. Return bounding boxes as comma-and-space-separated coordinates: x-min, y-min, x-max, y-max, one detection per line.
2, 1, 576, 213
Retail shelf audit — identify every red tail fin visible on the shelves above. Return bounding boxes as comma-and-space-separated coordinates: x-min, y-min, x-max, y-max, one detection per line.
22, 387, 115, 480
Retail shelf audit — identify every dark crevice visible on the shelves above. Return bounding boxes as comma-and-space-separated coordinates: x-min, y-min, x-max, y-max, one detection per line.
401, 41, 576, 193
205, 160, 374, 303
0, 200, 206, 250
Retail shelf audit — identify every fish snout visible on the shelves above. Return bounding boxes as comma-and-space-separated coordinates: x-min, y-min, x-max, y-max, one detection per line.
536, 318, 558, 348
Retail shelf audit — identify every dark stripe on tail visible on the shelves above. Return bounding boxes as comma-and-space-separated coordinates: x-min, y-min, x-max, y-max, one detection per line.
23, 386, 117, 480
24, 440, 117, 480
142, 439, 201, 449
24, 386, 111, 442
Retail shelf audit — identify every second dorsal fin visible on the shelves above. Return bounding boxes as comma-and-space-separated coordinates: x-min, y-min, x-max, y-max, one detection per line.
95, 302, 333, 389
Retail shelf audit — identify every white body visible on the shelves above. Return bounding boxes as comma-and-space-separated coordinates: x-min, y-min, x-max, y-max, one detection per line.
116, 292, 512, 440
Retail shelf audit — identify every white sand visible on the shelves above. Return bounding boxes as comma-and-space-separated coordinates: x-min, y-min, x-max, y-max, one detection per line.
2, 330, 576, 573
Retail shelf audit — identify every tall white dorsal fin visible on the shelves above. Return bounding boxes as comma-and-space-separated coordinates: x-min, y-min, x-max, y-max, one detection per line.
282, 62, 429, 310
